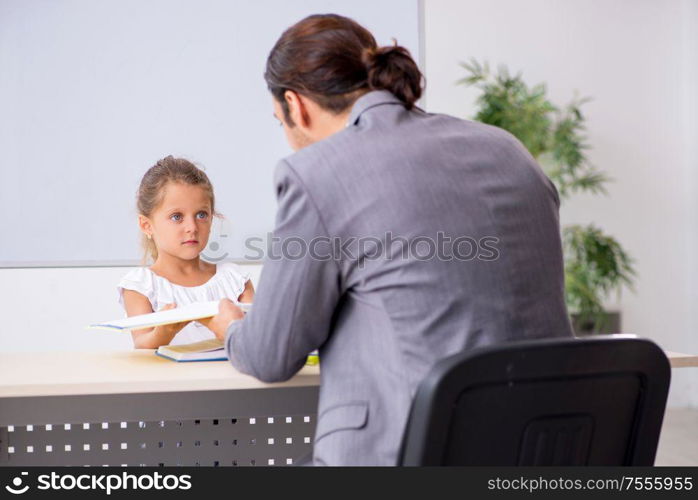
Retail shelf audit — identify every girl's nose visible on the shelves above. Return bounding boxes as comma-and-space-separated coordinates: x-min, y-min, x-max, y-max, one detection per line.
184, 217, 197, 233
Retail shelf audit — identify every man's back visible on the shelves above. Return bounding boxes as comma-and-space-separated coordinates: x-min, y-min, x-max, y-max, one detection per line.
290, 90, 573, 464
227, 90, 573, 465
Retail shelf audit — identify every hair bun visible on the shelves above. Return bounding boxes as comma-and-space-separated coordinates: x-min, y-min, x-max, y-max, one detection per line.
364, 43, 423, 109
265, 14, 424, 117
362, 44, 398, 63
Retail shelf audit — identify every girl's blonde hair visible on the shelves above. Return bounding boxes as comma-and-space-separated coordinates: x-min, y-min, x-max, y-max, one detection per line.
137, 156, 216, 264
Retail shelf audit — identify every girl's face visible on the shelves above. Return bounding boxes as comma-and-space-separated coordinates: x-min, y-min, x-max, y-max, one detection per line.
141, 182, 213, 262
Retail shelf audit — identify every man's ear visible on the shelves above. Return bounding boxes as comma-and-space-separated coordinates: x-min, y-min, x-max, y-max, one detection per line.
284, 90, 311, 128
138, 215, 152, 238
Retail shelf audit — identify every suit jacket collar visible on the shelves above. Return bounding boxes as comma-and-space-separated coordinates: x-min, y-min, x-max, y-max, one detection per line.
347, 90, 404, 126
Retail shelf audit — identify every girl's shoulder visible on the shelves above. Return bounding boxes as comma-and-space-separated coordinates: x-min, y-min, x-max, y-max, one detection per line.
116, 267, 158, 305
216, 261, 251, 282
118, 266, 156, 288
206, 261, 251, 298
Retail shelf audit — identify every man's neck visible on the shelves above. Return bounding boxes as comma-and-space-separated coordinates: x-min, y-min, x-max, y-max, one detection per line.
313, 108, 353, 142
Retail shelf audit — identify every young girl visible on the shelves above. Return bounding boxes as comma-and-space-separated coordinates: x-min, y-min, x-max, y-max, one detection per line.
117, 156, 254, 348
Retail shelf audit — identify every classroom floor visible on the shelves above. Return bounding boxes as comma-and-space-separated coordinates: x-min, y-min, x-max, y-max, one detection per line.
655, 408, 698, 465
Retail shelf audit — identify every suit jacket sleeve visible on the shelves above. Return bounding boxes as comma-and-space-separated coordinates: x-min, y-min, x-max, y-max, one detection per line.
224, 159, 341, 382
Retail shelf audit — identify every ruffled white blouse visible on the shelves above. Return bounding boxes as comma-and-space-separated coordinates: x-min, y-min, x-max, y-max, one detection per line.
117, 262, 250, 345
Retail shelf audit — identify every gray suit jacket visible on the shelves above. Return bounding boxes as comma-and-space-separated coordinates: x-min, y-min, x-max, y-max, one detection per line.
225, 90, 573, 465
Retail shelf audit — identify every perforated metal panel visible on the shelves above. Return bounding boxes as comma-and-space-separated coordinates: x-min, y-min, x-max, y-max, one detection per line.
0, 387, 318, 466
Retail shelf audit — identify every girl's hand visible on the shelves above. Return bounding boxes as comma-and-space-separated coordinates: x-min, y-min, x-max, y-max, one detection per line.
155, 303, 191, 337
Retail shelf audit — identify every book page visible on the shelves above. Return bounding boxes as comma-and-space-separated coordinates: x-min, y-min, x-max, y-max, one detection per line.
89, 301, 252, 332
159, 339, 224, 355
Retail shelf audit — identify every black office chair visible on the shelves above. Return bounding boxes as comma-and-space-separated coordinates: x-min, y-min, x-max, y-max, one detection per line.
399, 335, 671, 465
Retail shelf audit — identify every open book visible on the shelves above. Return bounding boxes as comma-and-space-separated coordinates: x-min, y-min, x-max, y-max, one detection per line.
88, 300, 252, 332
156, 339, 226, 362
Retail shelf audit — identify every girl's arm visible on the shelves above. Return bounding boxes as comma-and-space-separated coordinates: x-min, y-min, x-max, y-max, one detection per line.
122, 289, 190, 349
237, 280, 255, 303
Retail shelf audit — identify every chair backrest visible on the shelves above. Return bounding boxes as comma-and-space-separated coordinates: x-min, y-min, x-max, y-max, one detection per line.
399, 335, 671, 466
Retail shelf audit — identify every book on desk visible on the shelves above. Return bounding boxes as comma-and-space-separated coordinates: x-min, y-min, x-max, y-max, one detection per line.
156, 339, 227, 362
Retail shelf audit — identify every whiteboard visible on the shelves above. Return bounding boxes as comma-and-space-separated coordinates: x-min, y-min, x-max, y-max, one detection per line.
0, 0, 420, 267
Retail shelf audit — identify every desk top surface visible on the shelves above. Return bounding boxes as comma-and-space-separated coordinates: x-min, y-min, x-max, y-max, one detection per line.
0, 350, 320, 398
665, 351, 698, 368
1, 349, 693, 399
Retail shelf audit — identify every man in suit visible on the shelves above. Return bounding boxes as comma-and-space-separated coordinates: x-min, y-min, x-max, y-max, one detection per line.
203, 14, 573, 465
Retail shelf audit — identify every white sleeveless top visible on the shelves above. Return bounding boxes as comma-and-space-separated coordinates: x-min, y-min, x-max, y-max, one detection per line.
117, 262, 250, 345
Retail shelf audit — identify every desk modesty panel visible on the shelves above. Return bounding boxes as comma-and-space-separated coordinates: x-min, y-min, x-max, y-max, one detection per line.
0, 351, 320, 467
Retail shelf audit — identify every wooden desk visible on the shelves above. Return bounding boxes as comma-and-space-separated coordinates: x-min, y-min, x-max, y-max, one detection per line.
1, 347, 693, 467
665, 351, 698, 368
0, 351, 320, 467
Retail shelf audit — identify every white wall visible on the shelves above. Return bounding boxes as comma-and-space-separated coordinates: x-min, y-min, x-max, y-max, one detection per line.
0, 0, 419, 266
424, 0, 698, 407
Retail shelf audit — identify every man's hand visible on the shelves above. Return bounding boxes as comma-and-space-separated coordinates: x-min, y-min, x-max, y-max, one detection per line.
199, 299, 245, 340
156, 303, 191, 337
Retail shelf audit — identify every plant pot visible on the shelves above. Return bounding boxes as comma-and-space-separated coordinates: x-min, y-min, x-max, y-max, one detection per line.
571, 311, 621, 336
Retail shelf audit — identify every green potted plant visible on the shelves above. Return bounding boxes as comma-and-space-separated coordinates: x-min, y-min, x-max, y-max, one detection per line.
459, 59, 635, 334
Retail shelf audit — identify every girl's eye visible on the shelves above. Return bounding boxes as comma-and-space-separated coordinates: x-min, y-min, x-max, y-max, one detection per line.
170, 214, 182, 222
196, 211, 209, 220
